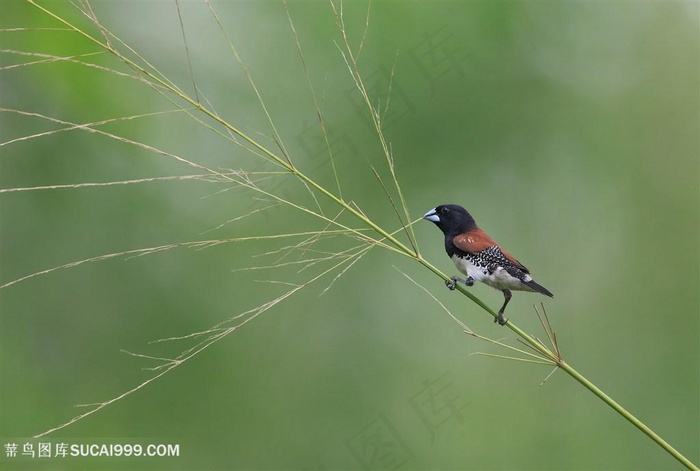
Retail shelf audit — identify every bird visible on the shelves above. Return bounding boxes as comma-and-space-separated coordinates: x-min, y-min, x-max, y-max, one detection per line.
423, 204, 553, 325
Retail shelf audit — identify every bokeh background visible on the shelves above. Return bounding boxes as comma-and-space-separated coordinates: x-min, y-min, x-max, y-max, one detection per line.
1, 2, 698, 470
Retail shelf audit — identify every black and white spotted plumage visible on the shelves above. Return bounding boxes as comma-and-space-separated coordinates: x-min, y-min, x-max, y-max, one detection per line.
424, 204, 553, 325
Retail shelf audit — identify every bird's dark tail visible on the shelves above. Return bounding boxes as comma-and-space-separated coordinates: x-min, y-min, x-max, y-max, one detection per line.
525, 280, 554, 297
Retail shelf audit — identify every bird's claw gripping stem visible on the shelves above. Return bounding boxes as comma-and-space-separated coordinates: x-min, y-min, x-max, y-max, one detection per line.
445, 275, 474, 290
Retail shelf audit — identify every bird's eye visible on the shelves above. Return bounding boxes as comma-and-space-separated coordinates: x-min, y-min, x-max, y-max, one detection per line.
439, 207, 448, 214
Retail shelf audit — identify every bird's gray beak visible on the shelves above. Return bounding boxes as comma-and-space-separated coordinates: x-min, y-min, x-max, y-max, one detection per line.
423, 208, 440, 222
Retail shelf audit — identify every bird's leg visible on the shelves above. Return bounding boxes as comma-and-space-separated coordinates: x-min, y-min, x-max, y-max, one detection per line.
445, 275, 475, 290
495, 289, 512, 325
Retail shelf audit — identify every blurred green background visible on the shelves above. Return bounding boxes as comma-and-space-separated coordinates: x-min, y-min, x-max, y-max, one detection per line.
1, 1, 698, 470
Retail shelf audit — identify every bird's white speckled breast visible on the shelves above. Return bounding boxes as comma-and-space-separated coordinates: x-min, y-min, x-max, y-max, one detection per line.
451, 253, 533, 292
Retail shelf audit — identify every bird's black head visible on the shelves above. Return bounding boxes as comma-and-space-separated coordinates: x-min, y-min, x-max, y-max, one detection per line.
423, 204, 477, 236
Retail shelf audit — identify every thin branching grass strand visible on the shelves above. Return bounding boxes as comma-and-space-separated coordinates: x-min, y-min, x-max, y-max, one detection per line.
0, 231, 359, 290
27, 1, 422, 264
31, 246, 367, 438
283, 0, 344, 200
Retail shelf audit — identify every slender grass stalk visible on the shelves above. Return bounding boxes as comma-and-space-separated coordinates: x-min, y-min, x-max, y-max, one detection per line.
5, 2, 697, 469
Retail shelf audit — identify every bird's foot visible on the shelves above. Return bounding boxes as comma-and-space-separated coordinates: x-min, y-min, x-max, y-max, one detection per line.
495, 312, 509, 326
445, 275, 474, 290
445, 276, 461, 290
